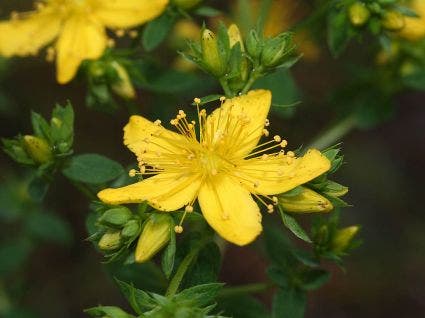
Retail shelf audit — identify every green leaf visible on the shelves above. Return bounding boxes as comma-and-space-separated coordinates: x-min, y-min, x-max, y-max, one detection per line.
0, 238, 32, 275
161, 224, 176, 279
31, 111, 51, 142
174, 283, 224, 308
300, 269, 331, 291
263, 225, 297, 268
142, 12, 176, 51
62, 153, 124, 184
85, 306, 135, 318
218, 295, 269, 318
115, 279, 157, 315
327, 9, 353, 57
27, 175, 49, 202
25, 211, 73, 245
194, 6, 222, 17
272, 288, 306, 318
278, 207, 312, 243
2, 137, 35, 165
267, 266, 290, 288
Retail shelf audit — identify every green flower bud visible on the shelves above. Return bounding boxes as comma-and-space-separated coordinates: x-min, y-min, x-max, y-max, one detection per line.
172, 0, 202, 10
98, 230, 122, 251
110, 61, 136, 100
135, 214, 172, 263
331, 226, 359, 253
348, 2, 371, 27
246, 29, 262, 60
88, 60, 106, 78
121, 220, 141, 239
99, 207, 133, 227
261, 33, 292, 68
382, 11, 406, 31
228, 24, 244, 50
279, 187, 333, 213
201, 29, 225, 77
22, 135, 53, 164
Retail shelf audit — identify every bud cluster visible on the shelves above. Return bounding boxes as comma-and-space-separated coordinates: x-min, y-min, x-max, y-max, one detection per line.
182, 23, 298, 96
2, 103, 74, 167
91, 204, 173, 264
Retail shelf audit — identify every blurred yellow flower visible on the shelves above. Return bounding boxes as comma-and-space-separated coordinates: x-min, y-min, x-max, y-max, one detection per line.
98, 90, 330, 246
399, 0, 425, 40
0, 0, 168, 84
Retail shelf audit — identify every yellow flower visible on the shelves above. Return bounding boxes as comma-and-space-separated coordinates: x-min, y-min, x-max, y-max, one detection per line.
98, 90, 330, 245
399, 0, 425, 40
0, 0, 168, 84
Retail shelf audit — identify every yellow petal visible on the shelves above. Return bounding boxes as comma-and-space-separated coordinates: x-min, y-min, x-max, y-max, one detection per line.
0, 7, 61, 57
236, 149, 331, 195
198, 175, 262, 246
56, 14, 106, 84
205, 90, 272, 159
124, 115, 189, 166
94, 0, 169, 29
98, 172, 202, 211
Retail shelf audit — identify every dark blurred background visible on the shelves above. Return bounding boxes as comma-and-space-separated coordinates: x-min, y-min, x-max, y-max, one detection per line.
1, 1, 425, 317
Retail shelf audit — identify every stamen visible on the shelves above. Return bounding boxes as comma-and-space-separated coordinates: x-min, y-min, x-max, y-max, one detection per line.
174, 225, 183, 233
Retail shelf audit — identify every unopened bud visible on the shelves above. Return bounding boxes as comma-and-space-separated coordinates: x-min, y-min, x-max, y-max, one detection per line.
23, 135, 53, 164
348, 2, 371, 27
279, 187, 333, 213
99, 207, 133, 227
121, 219, 141, 239
382, 11, 405, 31
135, 214, 172, 263
261, 33, 293, 68
228, 24, 244, 50
172, 0, 202, 10
332, 226, 360, 253
246, 29, 262, 60
110, 61, 136, 100
98, 230, 122, 250
201, 29, 225, 77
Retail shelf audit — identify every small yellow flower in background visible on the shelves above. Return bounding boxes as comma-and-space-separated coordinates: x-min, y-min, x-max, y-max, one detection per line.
399, 0, 425, 40
0, 0, 169, 84
98, 90, 330, 246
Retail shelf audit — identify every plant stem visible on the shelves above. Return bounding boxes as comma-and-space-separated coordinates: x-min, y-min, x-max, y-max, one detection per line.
165, 236, 210, 297
219, 78, 234, 98
307, 114, 358, 150
218, 282, 273, 298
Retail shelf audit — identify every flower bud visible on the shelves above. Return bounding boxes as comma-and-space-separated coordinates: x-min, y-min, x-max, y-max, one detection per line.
382, 11, 405, 31
348, 2, 371, 27
261, 33, 292, 68
331, 226, 359, 253
279, 187, 333, 213
121, 219, 141, 240
228, 24, 244, 50
135, 214, 172, 263
99, 207, 133, 227
110, 61, 136, 100
172, 0, 202, 10
22, 135, 53, 164
98, 230, 122, 250
201, 29, 225, 77
246, 29, 262, 60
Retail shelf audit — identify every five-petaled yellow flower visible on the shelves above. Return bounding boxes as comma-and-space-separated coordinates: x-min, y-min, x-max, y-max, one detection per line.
399, 0, 425, 41
0, 0, 168, 84
98, 90, 331, 246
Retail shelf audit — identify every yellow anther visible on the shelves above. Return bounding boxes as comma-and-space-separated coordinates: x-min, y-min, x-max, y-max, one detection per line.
265, 119, 270, 127
115, 29, 125, 37
261, 154, 269, 160
107, 38, 116, 48
211, 168, 218, 175
280, 140, 288, 148
200, 109, 207, 116
128, 169, 137, 177
129, 30, 138, 38
174, 225, 183, 234
178, 110, 186, 117
287, 151, 295, 157
170, 119, 178, 126
194, 97, 201, 104
11, 11, 19, 20
267, 204, 274, 213
278, 150, 285, 156
274, 135, 282, 143
185, 205, 194, 213
262, 129, 270, 137
154, 119, 162, 126
219, 96, 226, 102
272, 196, 278, 204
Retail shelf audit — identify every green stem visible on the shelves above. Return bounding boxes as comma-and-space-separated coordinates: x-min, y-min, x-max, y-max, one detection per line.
218, 282, 273, 298
307, 114, 358, 150
257, 0, 273, 34
240, 67, 263, 95
165, 236, 210, 297
219, 78, 234, 98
